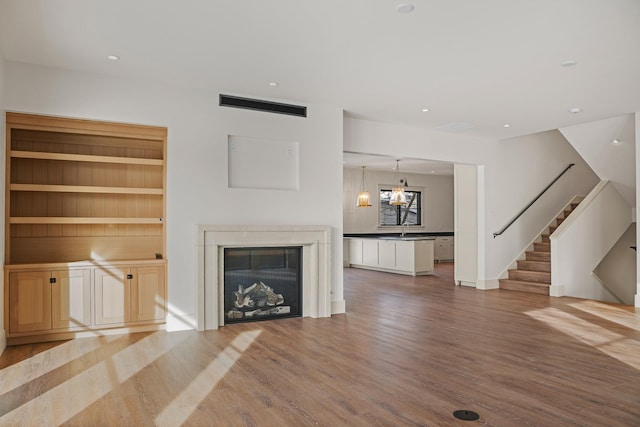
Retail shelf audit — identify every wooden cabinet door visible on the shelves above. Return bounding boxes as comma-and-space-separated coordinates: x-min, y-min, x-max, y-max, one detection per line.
94, 267, 130, 325
8, 271, 52, 333
52, 269, 92, 330
130, 266, 166, 322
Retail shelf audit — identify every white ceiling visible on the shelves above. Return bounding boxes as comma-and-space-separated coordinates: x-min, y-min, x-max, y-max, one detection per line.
343, 152, 453, 175
1, 0, 639, 142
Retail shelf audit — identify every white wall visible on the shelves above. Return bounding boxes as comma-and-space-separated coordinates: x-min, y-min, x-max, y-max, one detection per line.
559, 114, 636, 207
455, 164, 480, 287
344, 117, 599, 284
593, 223, 636, 305
343, 167, 454, 234
4, 61, 346, 327
551, 181, 632, 302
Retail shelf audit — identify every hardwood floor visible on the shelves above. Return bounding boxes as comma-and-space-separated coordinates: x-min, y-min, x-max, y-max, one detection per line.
1, 263, 640, 426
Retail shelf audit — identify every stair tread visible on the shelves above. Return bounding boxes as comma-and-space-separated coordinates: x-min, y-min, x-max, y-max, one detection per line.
526, 252, 551, 261
533, 243, 551, 252
517, 260, 551, 272
508, 269, 551, 283
502, 200, 581, 297
499, 279, 550, 287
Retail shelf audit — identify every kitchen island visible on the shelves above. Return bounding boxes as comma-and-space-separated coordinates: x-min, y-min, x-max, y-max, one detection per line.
345, 236, 435, 276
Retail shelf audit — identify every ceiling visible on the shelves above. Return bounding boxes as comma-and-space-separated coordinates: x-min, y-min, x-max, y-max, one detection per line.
1, 0, 639, 142
343, 152, 453, 175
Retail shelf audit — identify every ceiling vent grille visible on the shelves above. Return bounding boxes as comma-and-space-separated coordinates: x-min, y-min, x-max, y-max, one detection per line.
219, 94, 307, 117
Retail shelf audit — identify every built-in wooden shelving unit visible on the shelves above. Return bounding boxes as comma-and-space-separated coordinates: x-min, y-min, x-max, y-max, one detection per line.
4, 112, 168, 344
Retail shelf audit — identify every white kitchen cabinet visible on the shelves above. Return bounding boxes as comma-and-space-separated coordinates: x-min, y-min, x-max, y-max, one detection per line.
346, 237, 434, 276
348, 238, 363, 265
435, 236, 455, 262
362, 239, 379, 266
378, 240, 396, 269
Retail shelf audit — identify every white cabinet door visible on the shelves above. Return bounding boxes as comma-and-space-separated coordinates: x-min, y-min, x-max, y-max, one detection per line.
362, 240, 379, 266
378, 240, 396, 269
395, 241, 414, 272
435, 237, 454, 261
348, 239, 363, 265
415, 240, 435, 273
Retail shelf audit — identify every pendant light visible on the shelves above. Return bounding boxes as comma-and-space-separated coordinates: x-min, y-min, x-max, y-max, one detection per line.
356, 166, 372, 207
389, 160, 407, 206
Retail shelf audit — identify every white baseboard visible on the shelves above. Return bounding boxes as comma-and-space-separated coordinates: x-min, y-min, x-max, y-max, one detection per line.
476, 279, 499, 290
635, 293, 640, 308
550, 285, 565, 297
331, 299, 346, 315
166, 312, 197, 332
459, 281, 476, 288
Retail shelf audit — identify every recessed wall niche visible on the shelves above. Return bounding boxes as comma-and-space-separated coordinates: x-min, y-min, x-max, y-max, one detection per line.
228, 135, 299, 191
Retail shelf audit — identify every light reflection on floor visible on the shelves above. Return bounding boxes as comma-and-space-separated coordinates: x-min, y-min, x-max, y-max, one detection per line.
0, 329, 261, 426
155, 329, 262, 426
527, 307, 640, 371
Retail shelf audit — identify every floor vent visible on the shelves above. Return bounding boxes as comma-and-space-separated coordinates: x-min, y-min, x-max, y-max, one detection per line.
219, 94, 307, 117
453, 410, 480, 421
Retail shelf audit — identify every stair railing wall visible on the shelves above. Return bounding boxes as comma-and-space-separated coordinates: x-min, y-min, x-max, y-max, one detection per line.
493, 163, 575, 238
550, 180, 632, 301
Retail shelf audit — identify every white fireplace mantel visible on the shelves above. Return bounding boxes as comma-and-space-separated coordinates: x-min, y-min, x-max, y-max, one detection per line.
196, 225, 332, 330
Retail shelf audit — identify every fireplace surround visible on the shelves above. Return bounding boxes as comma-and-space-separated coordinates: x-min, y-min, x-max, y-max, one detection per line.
197, 225, 332, 330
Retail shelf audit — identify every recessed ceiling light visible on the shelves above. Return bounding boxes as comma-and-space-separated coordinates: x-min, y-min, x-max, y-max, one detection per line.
107, 55, 120, 61
503, 124, 511, 128
421, 108, 430, 112
612, 139, 622, 145
268, 82, 278, 87
561, 60, 577, 67
568, 107, 582, 114
396, 3, 414, 13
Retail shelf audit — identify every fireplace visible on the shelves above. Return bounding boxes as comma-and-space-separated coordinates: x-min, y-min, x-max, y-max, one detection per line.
197, 225, 332, 330
224, 246, 302, 323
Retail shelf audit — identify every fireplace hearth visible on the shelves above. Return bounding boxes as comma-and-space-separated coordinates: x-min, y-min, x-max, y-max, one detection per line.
224, 247, 302, 323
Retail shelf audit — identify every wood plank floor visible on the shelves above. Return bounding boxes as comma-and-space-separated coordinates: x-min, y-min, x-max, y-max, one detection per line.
1, 263, 640, 426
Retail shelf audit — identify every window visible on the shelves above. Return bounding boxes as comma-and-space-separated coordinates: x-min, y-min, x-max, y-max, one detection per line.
379, 189, 422, 226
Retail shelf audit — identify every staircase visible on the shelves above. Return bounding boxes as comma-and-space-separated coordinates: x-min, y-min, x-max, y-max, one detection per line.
499, 202, 580, 295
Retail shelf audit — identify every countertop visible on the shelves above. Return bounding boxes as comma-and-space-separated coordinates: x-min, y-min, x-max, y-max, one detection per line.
344, 234, 449, 241
344, 232, 452, 241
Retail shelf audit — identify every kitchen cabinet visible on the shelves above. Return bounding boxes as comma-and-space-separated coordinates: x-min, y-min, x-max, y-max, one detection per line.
347, 237, 434, 276
348, 238, 363, 265
362, 239, 379, 266
435, 236, 455, 262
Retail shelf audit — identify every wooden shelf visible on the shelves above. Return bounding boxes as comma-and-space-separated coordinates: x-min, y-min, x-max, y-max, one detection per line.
10, 150, 164, 166
10, 184, 163, 195
5, 112, 168, 343
10, 217, 163, 225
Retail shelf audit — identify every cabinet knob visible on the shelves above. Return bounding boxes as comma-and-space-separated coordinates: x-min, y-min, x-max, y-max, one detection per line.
127, 274, 133, 280
49, 277, 56, 284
